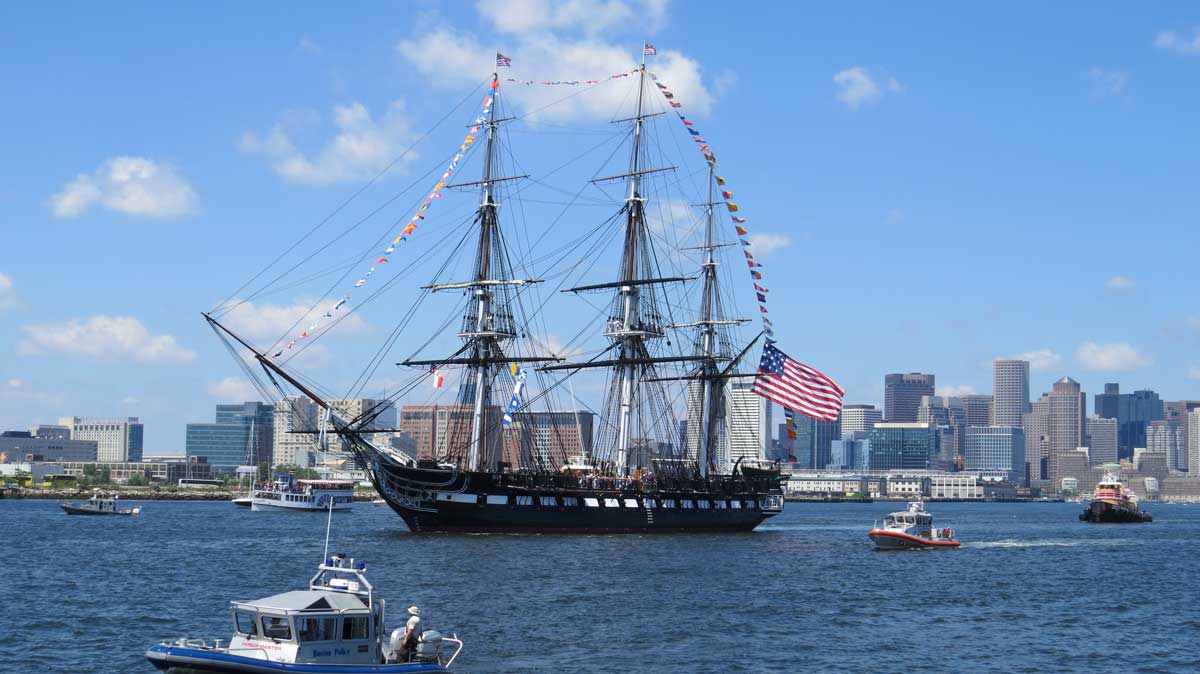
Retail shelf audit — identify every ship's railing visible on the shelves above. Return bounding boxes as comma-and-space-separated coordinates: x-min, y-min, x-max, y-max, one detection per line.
442, 635, 464, 668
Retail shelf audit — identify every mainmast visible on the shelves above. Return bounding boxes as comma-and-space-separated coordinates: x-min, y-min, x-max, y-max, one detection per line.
611, 52, 651, 474
543, 47, 705, 476
696, 169, 721, 477
464, 75, 503, 472
400, 74, 556, 472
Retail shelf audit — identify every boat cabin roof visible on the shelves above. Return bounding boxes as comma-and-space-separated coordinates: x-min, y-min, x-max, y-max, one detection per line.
234, 589, 368, 615
296, 479, 355, 489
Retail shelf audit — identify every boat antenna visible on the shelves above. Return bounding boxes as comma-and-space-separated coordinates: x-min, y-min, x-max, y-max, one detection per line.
321, 494, 334, 564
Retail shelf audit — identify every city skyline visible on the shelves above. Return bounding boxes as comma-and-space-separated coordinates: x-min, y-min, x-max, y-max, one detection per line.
2, 3, 1200, 451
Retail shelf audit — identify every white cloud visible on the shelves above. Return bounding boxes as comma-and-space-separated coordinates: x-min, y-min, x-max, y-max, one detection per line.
1076, 341, 1152, 372
218, 298, 370, 342
884, 208, 905, 225
833, 67, 902, 109
1189, 317, 1200, 334
297, 36, 323, 55
239, 101, 414, 184
937, 385, 977, 397
538, 333, 585, 359
121, 396, 140, 405
208, 377, 260, 401
1106, 275, 1134, 290
17, 316, 196, 364
1089, 67, 1128, 99
746, 233, 791, 255
1009, 349, 1063, 373
51, 157, 197, 218
1189, 366, 1200, 382
0, 272, 17, 312
6, 378, 22, 388
396, 21, 715, 121
1156, 28, 1200, 54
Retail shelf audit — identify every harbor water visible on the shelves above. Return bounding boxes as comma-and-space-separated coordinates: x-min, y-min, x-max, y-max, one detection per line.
4, 500, 1197, 673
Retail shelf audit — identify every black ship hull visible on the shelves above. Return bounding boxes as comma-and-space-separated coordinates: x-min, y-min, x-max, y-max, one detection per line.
366, 461, 784, 533
1079, 500, 1152, 523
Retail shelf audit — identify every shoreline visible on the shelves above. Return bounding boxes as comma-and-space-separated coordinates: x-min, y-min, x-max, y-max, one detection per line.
1, 488, 381, 502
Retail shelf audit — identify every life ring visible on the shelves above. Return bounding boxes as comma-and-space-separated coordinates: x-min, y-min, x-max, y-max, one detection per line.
942, 528, 950, 538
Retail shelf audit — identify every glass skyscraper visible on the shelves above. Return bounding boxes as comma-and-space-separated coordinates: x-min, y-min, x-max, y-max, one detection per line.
867, 423, 938, 471
964, 426, 1026, 484
186, 402, 274, 471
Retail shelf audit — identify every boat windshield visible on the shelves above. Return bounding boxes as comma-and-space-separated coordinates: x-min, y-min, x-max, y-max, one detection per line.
262, 616, 292, 641
234, 611, 258, 636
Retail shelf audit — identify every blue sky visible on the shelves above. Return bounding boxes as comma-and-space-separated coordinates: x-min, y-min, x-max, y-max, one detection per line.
2, 1, 1199, 453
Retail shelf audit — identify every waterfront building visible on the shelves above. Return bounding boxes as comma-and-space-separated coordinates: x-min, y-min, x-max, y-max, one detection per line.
51, 457, 211, 483
963, 426, 1026, 485
1164, 401, 1200, 466
186, 402, 274, 470
398, 403, 501, 464
1023, 399, 1049, 482
1046, 450, 1090, 491
1147, 420, 1187, 472
791, 413, 840, 470
274, 397, 395, 467
1189, 410, 1200, 474
867, 423, 938, 471
919, 396, 966, 460
0, 431, 98, 462
960, 394, 993, 428
684, 381, 730, 467
58, 416, 143, 462
504, 410, 595, 469
928, 473, 984, 500
273, 396, 320, 467
991, 360, 1030, 427
840, 404, 882, 435
883, 373, 935, 422
727, 382, 772, 467
30, 424, 71, 440
1085, 416, 1118, 465
1094, 383, 1163, 460
829, 431, 870, 470
1047, 377, 1086, 455
387, 432, 418, 464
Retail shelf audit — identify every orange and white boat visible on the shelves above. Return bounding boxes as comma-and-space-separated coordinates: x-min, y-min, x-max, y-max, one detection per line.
868, 500, 960, 549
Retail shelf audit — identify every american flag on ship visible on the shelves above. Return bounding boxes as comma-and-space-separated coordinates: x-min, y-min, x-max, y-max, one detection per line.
643, 43, 657, 56
752, 342, 844, 422
496, 52, 512, 67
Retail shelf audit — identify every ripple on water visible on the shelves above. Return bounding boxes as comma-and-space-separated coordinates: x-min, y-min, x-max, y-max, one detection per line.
3, 500, 1198, 674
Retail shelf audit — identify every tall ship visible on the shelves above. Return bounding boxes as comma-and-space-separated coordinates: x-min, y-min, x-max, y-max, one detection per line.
1079, 475, 1152, 523
204, 46, 841, 533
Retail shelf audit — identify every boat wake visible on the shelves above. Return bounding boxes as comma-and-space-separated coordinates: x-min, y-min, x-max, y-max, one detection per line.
966, 538, 1129, 549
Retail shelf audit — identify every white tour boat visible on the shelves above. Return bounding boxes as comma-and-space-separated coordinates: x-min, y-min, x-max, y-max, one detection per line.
252, 474, 355, 512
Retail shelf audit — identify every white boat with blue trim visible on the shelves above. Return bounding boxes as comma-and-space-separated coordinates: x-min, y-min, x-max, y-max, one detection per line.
145, 553, 462, 673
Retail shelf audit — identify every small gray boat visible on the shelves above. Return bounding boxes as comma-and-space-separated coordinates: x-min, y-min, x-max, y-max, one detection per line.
145, 553, 462, 673
61, 493, 141, 516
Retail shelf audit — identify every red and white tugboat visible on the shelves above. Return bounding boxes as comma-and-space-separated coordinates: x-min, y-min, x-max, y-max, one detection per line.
868, 500, 960, 550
